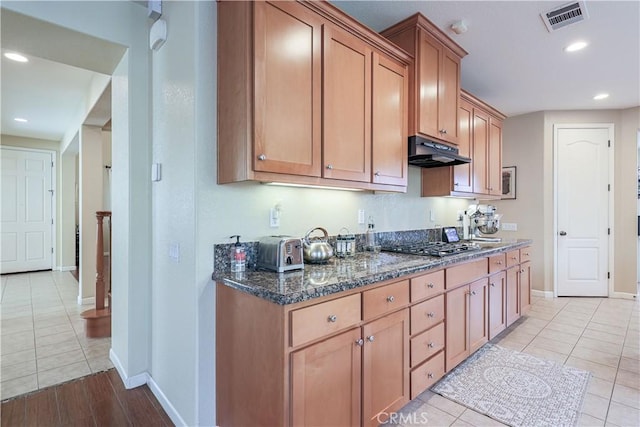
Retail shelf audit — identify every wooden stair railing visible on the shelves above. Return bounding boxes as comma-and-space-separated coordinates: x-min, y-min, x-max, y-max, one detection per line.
81, 211, 112, 338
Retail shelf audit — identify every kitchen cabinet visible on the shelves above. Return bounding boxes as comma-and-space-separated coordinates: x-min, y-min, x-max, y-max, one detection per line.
381, 13, 467, 146
445, 278, 489, 372
506, 266, 521, 327
488, 270, 507, 339
520, 260, 532, 315
421, 90, 505, 198
217, 0, 410, 192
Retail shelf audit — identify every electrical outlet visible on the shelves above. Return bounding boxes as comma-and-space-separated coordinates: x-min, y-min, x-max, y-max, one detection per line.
429, 210, 436, 222
358, 209, 365, 225
270, 207, 280, 228
502, 222, 518, 231
169, 243, 180, 263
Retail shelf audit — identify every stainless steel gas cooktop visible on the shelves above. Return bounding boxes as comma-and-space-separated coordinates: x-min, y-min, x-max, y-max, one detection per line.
381, 241, 481, 257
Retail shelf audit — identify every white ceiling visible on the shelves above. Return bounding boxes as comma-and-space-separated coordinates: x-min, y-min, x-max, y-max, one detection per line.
332, 0, 640, 116
1, 1, 638, 144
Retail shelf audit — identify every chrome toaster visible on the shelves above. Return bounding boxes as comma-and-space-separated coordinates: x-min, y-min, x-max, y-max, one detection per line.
257, 236, 305, 273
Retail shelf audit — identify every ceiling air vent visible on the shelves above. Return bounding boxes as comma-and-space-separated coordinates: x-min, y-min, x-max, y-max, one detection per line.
541, 1, 589, 32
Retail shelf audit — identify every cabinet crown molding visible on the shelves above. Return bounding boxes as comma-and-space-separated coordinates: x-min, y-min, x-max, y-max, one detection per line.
461, 89, 507, 120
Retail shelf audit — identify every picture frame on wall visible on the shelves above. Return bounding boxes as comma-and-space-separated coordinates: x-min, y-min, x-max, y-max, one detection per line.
502, 166, 517, 200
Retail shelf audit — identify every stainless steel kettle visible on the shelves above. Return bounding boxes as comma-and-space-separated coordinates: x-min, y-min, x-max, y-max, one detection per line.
303, 227, 334, 263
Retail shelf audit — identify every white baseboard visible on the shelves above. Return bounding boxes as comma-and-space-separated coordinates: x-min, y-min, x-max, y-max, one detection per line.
532, 290, 555, 298
148, 375, 188, 427
610, 292, 638, 300
77, 295, 96, 305
110, 349, 187, 426
109, 349, 148, 389
56, 266, 77, 272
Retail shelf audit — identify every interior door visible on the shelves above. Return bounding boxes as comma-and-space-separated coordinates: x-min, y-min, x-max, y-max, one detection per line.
556, 126, 610, 296
1, 147, 54, 273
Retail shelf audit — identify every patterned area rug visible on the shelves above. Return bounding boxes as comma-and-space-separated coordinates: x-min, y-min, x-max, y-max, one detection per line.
431, 344, 590, 427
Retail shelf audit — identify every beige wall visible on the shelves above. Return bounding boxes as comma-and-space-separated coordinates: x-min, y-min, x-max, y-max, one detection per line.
495, 108, 639, 296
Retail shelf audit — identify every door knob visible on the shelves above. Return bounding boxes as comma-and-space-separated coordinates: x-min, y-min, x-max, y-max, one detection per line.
559, 231, 567, 236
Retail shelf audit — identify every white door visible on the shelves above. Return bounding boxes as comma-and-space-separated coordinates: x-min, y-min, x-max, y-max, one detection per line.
555, 125, 611, 296
1, 147, 54, 273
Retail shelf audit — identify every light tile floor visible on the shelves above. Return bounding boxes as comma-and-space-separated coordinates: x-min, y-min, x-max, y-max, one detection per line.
388, 295, 640, 426
1, 271, 112, 400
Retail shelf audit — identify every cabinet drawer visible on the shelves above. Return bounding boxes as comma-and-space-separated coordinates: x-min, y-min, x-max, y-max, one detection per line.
506, 250, 520, 268
488, 254, 506, 274
446, 258, 487, 289
411, 270, 445, 302
410, 351, 445, 399
410, 294, 444, 335
290, 293, 361, 347
410, 322, 444, 367
363, 280, 409, 321
520, 247, 532, 263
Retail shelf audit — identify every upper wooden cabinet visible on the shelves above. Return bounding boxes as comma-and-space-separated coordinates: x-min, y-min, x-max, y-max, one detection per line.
421, 90, 506, 198
218, 1, 410, 192
381, 13, 467, 146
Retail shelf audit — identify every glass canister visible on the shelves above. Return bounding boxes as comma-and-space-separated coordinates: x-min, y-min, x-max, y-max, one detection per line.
335, 228, 356, 258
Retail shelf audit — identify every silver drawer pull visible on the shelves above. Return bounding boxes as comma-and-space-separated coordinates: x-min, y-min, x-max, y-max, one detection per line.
375, 171, 380, 177
471, 290, 477, 296
387, 295, 395, 303
355, 338, 364, 347
427, 312, 435, 318
496, 260, 503, 265
490, 283, 495, 287
326, 164, 333, 170
511, 256, 518, 260
367, 335, 375, 342
427, 283, 434, 289
258, 154, 266, 161
428, 342, 435, 348
439, 129, 447, 134
427, 373, 434, 379
327, 315, 337, 323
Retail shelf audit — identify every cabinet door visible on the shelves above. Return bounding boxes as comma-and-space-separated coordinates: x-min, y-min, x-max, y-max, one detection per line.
254, 1, 322, 177
416, 30, 441, 140
520, 261, 532, 315
488, 116, 503, 196
472, 108, 489, 194
445, 285, 469, 372
362, 309, 410, 426
372, 52, 408, 186
468, 278, 489, 354
506, 266, 520, 326
439, 47, 461, 145
291, 328, 362, 426
488, 271, 507, 339
323, 25, 372, 182
453, 97, 473, 192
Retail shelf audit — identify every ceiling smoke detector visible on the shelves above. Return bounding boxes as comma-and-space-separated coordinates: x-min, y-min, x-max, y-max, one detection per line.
541, 1, 589, 32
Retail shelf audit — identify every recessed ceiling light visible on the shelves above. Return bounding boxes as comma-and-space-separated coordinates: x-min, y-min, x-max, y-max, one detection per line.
593, 93, 609, 100
14, 117, 28, 123
564, 41, 588, 52
4, 52, 28, 62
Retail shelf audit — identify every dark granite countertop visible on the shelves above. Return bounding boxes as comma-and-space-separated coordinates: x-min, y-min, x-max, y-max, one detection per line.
212, 239, 533, 305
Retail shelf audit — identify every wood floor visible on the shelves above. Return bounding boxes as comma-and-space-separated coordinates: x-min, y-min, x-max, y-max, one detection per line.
0, 369, 173, 426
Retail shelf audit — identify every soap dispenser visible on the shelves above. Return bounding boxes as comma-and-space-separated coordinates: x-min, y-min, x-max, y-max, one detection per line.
365, 216, 380, 252
229, 235, 246, 272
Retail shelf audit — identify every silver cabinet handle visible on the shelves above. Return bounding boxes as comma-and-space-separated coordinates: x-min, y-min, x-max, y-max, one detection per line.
427, 373, 434, 379
439, 129, 447, 134
521, 269, 525, 273
355, 338, 364, 347
454, 182, 459, 186
428, 342, 435, 348
471, 290, 477, 296
327, 315, 337, 323
367, 335, 375, 342
427, 312, 435, 318
490, 283, 495, 287
374, 171, 380, 177
427, 283, 434, 289
559, 231, 567, 236
326, 164, 333, 170
511, 256, 518, 260
524, 252, 530, 256
496, 260, 503, 265
387, 295, 395, 303
257, 154, 266, 161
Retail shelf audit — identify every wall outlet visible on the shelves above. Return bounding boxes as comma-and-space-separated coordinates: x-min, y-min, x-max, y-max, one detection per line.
358, 209, 365, 225
429, 210, 436, 222
502, 222, 518, 231
169, 242, 180, 263
270, 207, 280, 228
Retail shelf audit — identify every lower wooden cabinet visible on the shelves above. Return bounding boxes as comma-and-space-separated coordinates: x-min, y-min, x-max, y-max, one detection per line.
445, 278, 489, 372
488, 271, 507, 339
362, 309, 410, 426
291, 328, 362, 426
520, 261, 532, 315
506, 266, 521, 327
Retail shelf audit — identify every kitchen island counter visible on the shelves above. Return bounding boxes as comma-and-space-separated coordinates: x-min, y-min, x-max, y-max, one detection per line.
213, 239, 532, 305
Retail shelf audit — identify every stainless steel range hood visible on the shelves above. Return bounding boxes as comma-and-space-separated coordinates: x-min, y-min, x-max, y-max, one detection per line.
408, 136, 471, 168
